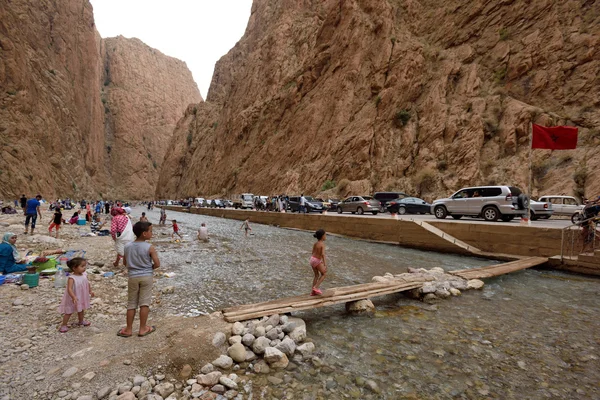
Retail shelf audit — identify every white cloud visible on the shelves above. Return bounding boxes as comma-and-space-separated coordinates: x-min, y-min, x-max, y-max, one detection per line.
90, 0, 252, 99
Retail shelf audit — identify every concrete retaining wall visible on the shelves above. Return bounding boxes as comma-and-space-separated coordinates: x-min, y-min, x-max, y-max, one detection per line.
162, 207, 507, 257
429, 221, 563, 258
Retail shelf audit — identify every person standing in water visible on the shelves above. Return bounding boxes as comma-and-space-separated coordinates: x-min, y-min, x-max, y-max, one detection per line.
240, 218, 252, 237
309, 229, 327, 296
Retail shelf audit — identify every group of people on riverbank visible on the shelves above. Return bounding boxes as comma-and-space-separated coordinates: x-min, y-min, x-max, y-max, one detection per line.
2, 196, 330, 337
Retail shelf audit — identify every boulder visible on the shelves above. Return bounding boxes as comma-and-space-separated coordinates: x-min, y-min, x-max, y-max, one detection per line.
254, 326, 266, 337
200, 363, 214, 374
197, 371, 222, 386
218, 376, 238, 390
345, 299, 375, 314
228, 335, 242, 345
253, 360, 270, 374
275, 337, 296, 356
296, 342, 315, 357
245, 350, 257, 362
227, 343, 246, 363
449, 288, 461, 296
467, 279, 485, 289
154, 382, 175, 398
252, 336, 271, 354
212, 355, 233, 369
212, 332, 226, 347
265, 328, 279, 340
231, 322, 244, 336
264, 347, 285, 364
241, 333, 255, 347
289, 325, 307, 343
265, 314, 280, 327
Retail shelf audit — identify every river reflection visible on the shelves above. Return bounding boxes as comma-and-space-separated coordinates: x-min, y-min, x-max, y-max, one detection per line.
135, 207, 600, 399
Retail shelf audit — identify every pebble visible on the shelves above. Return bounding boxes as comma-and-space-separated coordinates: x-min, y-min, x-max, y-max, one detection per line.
12, 299, 24, 306
123, 359, 131, 365
58, 391, 68, 398
20, 284, 29, 290
83, 372, 96, 381
62, 367, 79, 378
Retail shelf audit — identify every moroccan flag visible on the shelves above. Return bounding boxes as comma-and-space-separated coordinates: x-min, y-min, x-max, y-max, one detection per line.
532, 124, 578, 150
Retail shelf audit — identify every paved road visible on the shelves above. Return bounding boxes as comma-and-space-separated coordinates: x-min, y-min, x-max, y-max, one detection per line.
177, 206, 573, 230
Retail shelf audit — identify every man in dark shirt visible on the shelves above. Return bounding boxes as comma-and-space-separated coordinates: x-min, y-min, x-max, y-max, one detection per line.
24, 194, 42, 235
19, 194, 27, 213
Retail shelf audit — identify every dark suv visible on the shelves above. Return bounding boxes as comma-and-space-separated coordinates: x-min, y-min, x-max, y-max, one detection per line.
288, 196, 324, 213
373, 191, 409, 212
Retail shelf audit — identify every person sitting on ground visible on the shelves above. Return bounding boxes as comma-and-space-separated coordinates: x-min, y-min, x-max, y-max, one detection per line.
197, 223, 209, 242
0, 232, 29, 275
139, 212, 148, 222
118, 221, 160, 337
91, 214, 109, 235
69, 211, 80, 225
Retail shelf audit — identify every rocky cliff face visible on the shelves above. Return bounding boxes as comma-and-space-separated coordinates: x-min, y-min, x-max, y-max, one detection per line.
0, 0, 201, 200
0, 0, 106, 198
157, 0, 599, 201
103, 36, 202, 199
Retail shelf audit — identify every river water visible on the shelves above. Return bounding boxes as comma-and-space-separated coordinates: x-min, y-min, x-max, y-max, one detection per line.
134, 207, 600, 399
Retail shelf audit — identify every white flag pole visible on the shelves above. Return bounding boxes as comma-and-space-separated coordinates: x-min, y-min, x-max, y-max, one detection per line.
527, 122, 533, 226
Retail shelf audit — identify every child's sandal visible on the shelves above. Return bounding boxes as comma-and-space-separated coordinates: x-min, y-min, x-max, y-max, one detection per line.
79, 320, 91, 327
59, 325, 69, 333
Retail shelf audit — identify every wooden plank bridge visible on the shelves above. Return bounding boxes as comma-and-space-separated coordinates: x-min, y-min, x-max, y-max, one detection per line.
222, 257, 548, 322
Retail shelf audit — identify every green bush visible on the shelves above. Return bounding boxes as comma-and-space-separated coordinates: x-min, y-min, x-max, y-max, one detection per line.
186, 133, 193, 146
499, 27, 509, 41
394, 109, 411, 127
375, 96, 382, 107
321, 180, 336, 191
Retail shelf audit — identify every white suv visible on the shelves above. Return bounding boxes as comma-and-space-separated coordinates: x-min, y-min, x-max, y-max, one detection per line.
432, 186, 528, 222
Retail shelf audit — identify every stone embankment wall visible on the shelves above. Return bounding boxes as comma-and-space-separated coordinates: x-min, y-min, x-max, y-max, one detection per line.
162, 207, 563, 259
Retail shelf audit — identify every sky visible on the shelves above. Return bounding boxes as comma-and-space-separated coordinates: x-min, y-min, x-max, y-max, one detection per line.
90, 0, 253, 99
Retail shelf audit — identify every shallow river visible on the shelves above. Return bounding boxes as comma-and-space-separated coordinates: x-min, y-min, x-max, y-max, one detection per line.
134, 207, 600, 399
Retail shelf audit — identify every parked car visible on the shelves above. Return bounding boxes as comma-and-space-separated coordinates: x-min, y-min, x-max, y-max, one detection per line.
288, 196, 324, 213
233, 193, 254, 209
386, 197, 431, 215
529, 200, 553, 220
223, 200, 234, 208
374, 191, 409, 212
431, 186, 528, 222
210, 199, 225, 208
336, 196, 380, 215
194, 197, 205, 206
537, 195, 584, 218
316, 198, 340, 211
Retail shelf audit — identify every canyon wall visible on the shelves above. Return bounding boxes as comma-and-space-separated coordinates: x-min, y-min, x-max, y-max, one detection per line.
0, 0, 201, 200
103, 36, 202, 199
157, 0, 599, 201
0, 0, 106, 198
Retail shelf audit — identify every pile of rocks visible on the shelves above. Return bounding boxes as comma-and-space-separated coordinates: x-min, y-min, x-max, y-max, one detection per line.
98, 314, 314, 400
372, 267, 485, 302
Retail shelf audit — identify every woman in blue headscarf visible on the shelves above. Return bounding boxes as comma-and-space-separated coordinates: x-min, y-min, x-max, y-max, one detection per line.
0, 232, 28, 274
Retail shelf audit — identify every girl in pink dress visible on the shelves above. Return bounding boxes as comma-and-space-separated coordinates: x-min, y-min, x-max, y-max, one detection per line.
59, 257, 94, 333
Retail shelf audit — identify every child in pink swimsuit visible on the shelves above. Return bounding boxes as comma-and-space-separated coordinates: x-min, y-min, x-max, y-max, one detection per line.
310, 229, 327, 295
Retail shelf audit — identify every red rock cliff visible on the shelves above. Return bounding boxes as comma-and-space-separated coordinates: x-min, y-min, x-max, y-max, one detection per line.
0, 0, 201, 200
157, 0, 599, 201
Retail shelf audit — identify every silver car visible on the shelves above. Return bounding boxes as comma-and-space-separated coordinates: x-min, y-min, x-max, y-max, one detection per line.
336, 196, 380, 215
529, 200, 553, 220
432, 186, 528, 222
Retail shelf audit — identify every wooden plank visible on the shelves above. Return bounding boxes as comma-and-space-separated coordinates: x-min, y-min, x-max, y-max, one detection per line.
223, 281, 420, 318
224, 282, 423, 322
450, 257, 547, 279
222, 280, 415, 314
